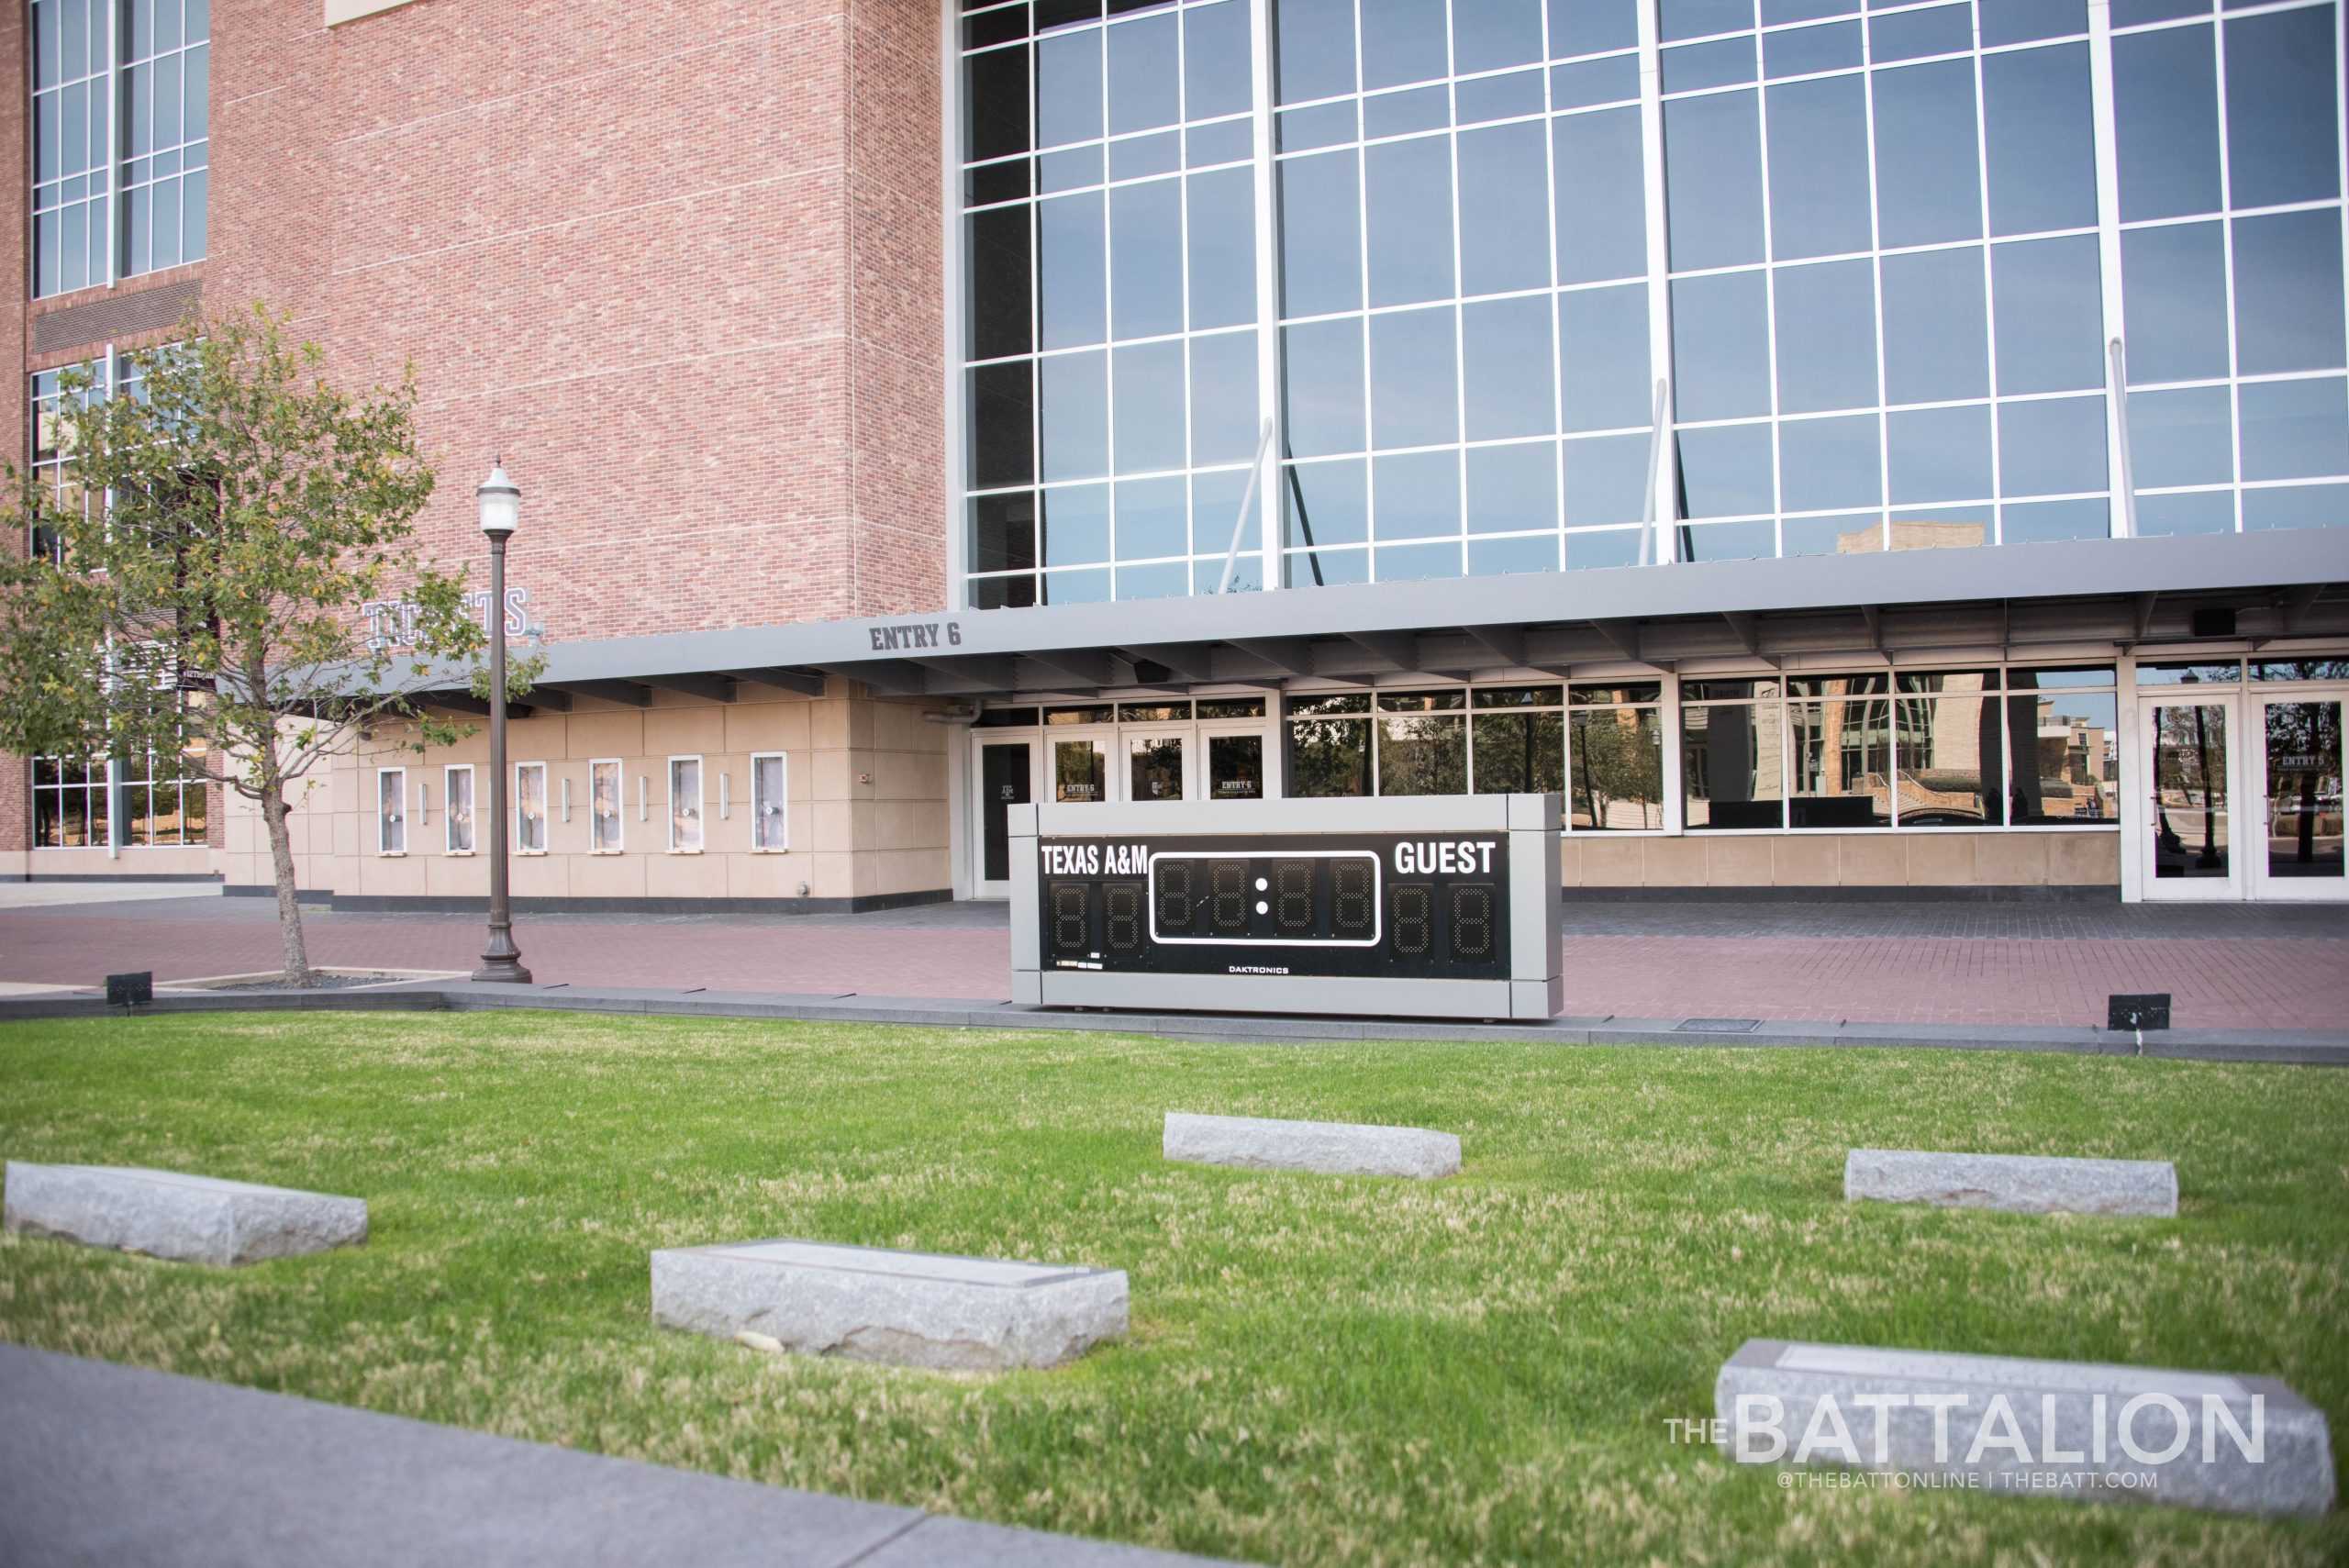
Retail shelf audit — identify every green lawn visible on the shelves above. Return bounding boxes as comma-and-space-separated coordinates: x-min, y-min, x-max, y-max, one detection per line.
2, 1013, 2344, 1565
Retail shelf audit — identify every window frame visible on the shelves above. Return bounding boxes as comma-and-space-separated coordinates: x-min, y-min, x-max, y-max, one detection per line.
667, 754, 705, 853
442, 762, 476, 855
750, 751, 790, 852
515, 761, 548, 855
588, 757, 624, 854
375, 765, 407, 856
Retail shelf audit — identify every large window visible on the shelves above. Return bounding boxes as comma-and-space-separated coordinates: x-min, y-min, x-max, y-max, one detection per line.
31, 0, 209, 297
1682, 665, 2109, 829
30, 739, 208, 850
954, 0, 2349, 604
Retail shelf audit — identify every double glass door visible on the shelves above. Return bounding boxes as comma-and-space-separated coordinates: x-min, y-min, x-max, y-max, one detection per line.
2142, 689, 2344, 900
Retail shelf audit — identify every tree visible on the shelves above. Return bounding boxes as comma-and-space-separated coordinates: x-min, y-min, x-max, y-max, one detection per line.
0, 305, 536, 984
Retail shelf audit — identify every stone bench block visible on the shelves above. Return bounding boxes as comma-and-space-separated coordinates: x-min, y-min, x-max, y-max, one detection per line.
1845, 1148, 2177, 1217
1163, 1111, 1461, 1179
651, 1239, 1127, 1372
1717, 1339, 2335, 1518
3, 1162, 368, 1266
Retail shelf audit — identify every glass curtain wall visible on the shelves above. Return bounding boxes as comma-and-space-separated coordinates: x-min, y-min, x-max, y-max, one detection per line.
956, 0, 2349, 604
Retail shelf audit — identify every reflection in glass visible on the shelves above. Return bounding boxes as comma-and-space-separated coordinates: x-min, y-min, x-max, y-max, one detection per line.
1779, 414, 1881, 513
1790, 693, 1891, 828
1565, 434, 1651, 526
1474, 710, 1565, 795
1996, 395, 2106, 497
1288, 714, 1371, 795
1284, 457, 1368, 549
2262, 699, 2343, 880
1129, 735, 1185, 801
2151, 702, 2231, 879
1882, 246, 1988, 403
1895, 694, 2004, 826
1275, 0, 1353, 103
1207, 732, 1264, 798
1282, 317, 1365, 459
1982, 42, 2096, 237
1683, 701, 1785, 829
1054, 739, 1107, 803
1465, 295, 1556, 441
669, 758, 703, 852
379, 769, 406, 854
1187, 167, 1255, 329
1458, 120, 1550, 296
1107, 10, 1177, 136
517, 763, 548, 853
1110, 180, 1182, 340
1038, 192, 1106, 349
1676, 423, 1774, 517
2238, 376, 2349, 483
1041, 351, 1108, 481
2003, 683, 2112, 823
1554, 109, 1648, 284
1037, 28, 1101, 148
1774, 259, 1876, 413
1993, 235, 2103, 395
2232, 210, 2348, 376
1114, 340, 1185, 473
2112, 23, 2221, 222
1887, 405, 1993, 504
1378, 714, 1468, 795
590, 762, 621, 852
1188, 332, 1258, 466
1043, 484, 1109, 566
2243, 484, 2349, 533
1561, 285, 1650, 432
2128, 385, 2233, 490
1373, 450, 1460, 539
2122, 222, 2228, 384
445, 766, 475, 853
2136, 491, 2236, 538
1664, 90, 1765, 270
1873, 59, 1982, 248
1672, 271, 1770, 420
751, 755, 786, 851
1371, 307, 1460, 450
1569, 706, 1663, 828
1766, 75, 1870, 259
1277, 150, 1361, 317
1468, 441, 1559, 534
1115, 475, 1187, 561
1366, 136, 1455, 306
2224, 6, 2342, 210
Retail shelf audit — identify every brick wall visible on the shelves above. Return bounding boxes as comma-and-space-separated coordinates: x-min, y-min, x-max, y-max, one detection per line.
7, 0, 949, 870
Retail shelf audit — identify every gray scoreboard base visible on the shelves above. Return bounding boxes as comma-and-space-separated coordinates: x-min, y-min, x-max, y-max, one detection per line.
1011, 793, 1562, 1021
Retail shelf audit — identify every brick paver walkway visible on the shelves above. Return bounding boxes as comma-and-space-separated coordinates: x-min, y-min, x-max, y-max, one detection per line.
3, 894, 2343, 1030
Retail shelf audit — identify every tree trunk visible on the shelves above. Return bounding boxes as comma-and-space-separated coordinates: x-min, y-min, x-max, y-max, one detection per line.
261, 784, 315, 987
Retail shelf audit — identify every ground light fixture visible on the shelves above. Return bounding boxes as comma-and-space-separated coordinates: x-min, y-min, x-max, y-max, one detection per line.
472, 460, 532, 984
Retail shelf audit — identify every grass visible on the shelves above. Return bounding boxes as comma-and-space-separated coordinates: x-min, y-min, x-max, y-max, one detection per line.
1, 1012, 2345, 1566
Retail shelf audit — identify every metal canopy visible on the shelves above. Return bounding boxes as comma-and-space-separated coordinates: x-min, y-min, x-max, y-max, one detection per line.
404, 529, 2349, 706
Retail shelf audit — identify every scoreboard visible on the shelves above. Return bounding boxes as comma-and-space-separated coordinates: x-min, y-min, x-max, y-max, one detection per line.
1010, 795, 1561, 1020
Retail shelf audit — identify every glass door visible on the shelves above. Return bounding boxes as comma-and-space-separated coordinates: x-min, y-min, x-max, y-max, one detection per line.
2141, 695, 2243, 900
974, 738, 1032, 898
1124, 731, 1187, 803
2253, 692, 2345, 900
1051, 732, 1110, 806
1202, 724, 1266, 800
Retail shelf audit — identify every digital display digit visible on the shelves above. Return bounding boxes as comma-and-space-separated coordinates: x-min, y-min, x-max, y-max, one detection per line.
1037, 832, 1510, 981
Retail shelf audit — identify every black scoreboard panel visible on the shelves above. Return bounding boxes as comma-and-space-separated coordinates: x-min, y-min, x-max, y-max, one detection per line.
1038, 832, 1510, 980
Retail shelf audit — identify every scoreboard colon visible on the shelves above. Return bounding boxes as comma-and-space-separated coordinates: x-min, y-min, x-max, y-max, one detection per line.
1009, 795, 1561, 1020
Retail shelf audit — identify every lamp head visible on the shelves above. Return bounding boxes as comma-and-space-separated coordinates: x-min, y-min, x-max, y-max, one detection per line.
477, 461, 520, 538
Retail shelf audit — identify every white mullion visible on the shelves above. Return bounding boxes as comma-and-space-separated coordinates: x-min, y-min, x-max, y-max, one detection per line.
941, 0, 970, 608
2087, 0, 2132, 538
1167, 6, 1192, 602
104, 0, 118, 287
1637, 0, 1676, 563
1862, 11, 1892, 556
1750, 32, 1783, 561
1540, 0, 1565, 570
2211, 9, 2244, 532
1971, 28, 2004, 542
1445, 0, 1468, 577
1096, 20, 1115, 606
1353, 0, 1375, 583
2338, 0, 2349, 528
1249, 0, 1281, 594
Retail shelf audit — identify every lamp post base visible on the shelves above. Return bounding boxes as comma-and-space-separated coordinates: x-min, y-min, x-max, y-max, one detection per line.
473, 929, 533, 984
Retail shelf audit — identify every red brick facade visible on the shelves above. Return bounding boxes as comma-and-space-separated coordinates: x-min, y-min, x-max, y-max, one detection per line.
7, 0, 947, 867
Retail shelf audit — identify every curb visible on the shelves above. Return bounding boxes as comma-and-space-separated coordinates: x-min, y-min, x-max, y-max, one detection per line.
0, 983, 2343, 1064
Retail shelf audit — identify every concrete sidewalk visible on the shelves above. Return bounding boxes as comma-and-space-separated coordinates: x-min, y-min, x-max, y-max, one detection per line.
0, 1343, 1236, 1568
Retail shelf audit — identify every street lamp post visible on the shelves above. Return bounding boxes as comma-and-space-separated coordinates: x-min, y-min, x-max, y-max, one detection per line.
472, 461, 532, 984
